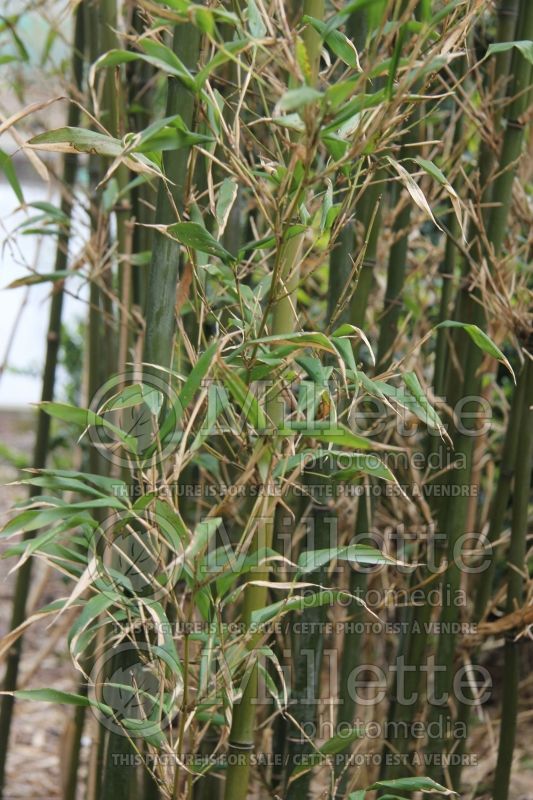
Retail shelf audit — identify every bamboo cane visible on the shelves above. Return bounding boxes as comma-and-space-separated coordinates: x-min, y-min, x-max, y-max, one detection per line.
222, 5, 324, 798
492, 353, 533, 800
0, 7, 85, 794
425, 0, 532, 774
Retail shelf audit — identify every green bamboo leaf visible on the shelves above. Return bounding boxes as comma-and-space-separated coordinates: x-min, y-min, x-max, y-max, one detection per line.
247, 0, 266, 38
331, 453, 397, 483
134, 114, 212, 154
187, 517, 223, 560
11, 689, 91, 707
28, 127, 123, 157
0, 149, 24, 203
290, 725, 363, 779
1, 504, 117, 538
401, 371, 447, 436
143, 601, 182, 675
168, 221, 234, 263
276, 86, 322, 113
297, 544, 399, 574
415, 156, 464, 239
6, 270, 72, 288
437, 321, 515, 381
155, 340, 219, 451
250, 590, 352, 626
195, 39, 249, 88
303, 16, 361, 69
368, 777, 457, 795
92, 48, 137, 69
242, 331, 336, 354
101, 384, 164, 416
68, 594, 117, 660
215, 177, 238, 236
278, 421, 395, 452
486, 40, 533, 64
222, 367, 269, 432
27, 127, 158, 176
194, 7, 215, 35
36, 468, 128, 495
141, 39, 196, 89
40, 401, 139, 454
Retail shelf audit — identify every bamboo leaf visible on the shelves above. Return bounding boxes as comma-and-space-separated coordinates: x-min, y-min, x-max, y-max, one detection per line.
40, 401, 139, 454
331, 453, 398, 483
216, 178, 238, 236
486, 40, 533, 64
168, 221, 234, 263
186, 517, 223, 560
303, 15, 361, 70
247, 0, 266, 38
28, 127, 123, 156
10, 689, 91, 707
387, 156, 441, 229
368, 777, 457, 795
0, 149, 24, 203
415, 156, 465, 240
290, 725, 363, 779
437, 321, 515, 381
297, 544, 399, 574
401, 371, 448, 437
278, 421, 398, 452
275, 86, 322, 113
27, 127, 158, 175
250, 590, 352, 626
6, 270, 72, 288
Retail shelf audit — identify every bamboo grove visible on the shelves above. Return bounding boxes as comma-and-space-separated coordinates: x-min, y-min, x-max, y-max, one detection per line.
0, 0, 531, 799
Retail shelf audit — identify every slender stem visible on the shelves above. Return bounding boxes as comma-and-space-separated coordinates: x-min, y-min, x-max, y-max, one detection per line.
223, 6, 323, 798
143, 24, 201, 374
0, 6, 84, 795
424, 0, 532, 775
284, 467, 331, 798
492, 354, 533, 800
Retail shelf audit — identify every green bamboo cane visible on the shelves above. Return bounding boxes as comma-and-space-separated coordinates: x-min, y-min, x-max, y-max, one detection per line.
223, 6, 324, 799
375, 120, 420, 372
97, 17, 202, 800
374, 0, 423, 372
448, 358, 527, 790
433, 86, 465, 401
492, 353, 533, 800
0, 6, 85, 795
443, 0, 521, 403
378, 1, 530, 777
284, 467, 332, 799
143, 24, 201, 374
425, 0, 533, 772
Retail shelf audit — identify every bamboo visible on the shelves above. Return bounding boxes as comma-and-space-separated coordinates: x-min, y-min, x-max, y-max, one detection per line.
378, 1, 530, 777
492, 354, 533, 800
143, 24, 201, 374
223, 6, 324, 798
448, 359, 527, 790
425, 0, 532, 772
98, 17, 202, 800
284, 467, 332, 798
0, 7, 85, 795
